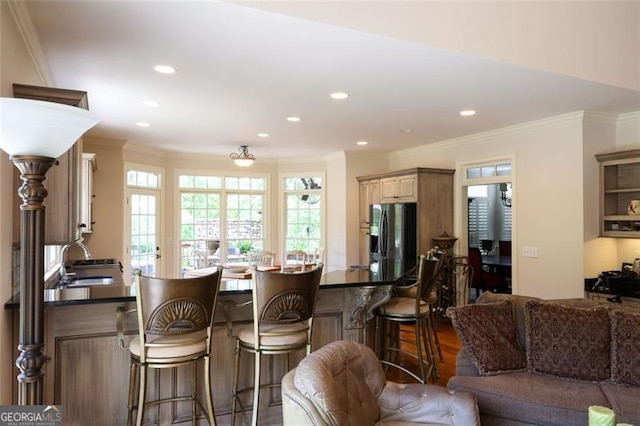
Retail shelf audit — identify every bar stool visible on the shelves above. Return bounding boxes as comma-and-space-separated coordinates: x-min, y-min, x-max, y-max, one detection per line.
375, 255, 443, 383
117, 267, 223, 426
230, 264, 324, 426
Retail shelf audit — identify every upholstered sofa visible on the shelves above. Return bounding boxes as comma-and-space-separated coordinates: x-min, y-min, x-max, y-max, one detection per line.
446, 292, 640, 426
281, 340, 480, 425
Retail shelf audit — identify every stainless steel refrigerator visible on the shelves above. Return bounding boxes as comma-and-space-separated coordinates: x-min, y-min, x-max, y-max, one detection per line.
369, 203, 418, 269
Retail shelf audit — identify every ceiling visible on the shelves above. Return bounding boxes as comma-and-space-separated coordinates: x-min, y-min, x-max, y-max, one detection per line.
18, 1, 640, 160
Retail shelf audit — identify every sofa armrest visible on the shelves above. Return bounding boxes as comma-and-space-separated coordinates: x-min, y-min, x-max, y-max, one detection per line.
455, 347, 481, 377
378, 381, 480, 425
281, 368, 328, 426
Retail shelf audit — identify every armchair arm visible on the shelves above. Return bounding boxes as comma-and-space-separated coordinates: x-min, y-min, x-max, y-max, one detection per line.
116, 306, 137, 350
378, 382, 480, 426
222, 299, 252, 338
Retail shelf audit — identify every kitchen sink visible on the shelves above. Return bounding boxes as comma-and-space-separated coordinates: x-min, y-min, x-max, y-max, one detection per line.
61, 275, 115, 288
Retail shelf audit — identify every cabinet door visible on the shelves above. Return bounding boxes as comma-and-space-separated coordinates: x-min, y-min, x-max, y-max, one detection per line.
80, 153, 96, 233
370, 180, 380, 204
359, 181, 370, 228
397, 174, 418, 202
359, 228, 370, 265
380, 177, 398, 203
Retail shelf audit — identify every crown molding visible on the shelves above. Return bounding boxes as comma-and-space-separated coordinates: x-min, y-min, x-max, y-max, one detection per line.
583, 111, 618, 124
617, 110, 640, 125
390, 111, 586, 160
7, 1, 54, 86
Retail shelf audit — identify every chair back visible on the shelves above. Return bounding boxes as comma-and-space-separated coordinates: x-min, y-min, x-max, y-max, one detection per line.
251, 264, 323, 344
416, 255, 444, 304
249, 250, 275, 267
281, 250, 308, 272
134, 267, 223, 361
468, 247, 483, 289
308, 247, 324, 264
498, 240, 512, 258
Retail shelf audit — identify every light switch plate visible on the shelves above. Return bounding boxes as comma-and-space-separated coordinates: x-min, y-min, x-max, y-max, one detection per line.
522, 246, 538, 258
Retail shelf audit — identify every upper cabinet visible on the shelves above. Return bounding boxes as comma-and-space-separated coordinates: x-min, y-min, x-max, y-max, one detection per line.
380, 174, 418, 203
12, 84, 90, 244
596, 149, 640, 238
80, 153, 97, 233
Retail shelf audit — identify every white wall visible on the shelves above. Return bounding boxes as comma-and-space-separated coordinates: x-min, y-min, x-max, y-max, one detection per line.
388, 113, 587, 299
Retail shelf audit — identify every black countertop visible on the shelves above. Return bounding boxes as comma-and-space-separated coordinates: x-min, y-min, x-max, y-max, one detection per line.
5, 261, 412, 309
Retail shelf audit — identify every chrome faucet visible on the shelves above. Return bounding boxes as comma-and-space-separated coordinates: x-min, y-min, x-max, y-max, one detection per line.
59, 240, 92, 280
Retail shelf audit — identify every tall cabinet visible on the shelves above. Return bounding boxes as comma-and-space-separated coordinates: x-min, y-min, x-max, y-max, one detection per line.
12, 84, 90, 245
357, 167, 455, 264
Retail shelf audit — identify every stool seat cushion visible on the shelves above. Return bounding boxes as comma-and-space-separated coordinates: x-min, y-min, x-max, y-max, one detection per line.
130, 330, 207, 360
237, 323, 309, 348
379, 297, 429, 316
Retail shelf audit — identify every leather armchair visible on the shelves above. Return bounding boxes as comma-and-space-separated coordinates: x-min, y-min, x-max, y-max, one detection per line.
281, 340, 480, 426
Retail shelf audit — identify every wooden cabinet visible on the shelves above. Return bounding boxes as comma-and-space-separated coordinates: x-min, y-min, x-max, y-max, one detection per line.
80, 153, 96, 233
380, 174, 418, 203
12, 84, 90, 244
357, 168, 455, 260
596, 149, 640, 238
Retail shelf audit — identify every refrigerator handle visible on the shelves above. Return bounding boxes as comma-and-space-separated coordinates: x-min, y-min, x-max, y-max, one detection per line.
380, 208, 387, 257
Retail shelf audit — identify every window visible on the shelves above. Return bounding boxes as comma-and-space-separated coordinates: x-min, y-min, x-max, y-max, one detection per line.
468, 184, 511, 249
282, 176, 324, 254
179, 173, 267, 274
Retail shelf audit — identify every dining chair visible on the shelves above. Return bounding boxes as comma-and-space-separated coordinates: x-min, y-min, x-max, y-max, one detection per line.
468, 247, 509, 297
248, 250, 275, 268
498, 240, 512, 258
117, 267, 223, 426
229, 264, 324, 426
281, 250, 308, 272
375, 255, 444, 383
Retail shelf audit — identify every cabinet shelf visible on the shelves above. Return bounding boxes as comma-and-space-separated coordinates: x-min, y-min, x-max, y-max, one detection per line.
597, 150, 640, 239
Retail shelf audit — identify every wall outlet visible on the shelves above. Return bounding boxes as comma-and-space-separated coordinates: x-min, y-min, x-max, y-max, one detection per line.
522, 246, 538, 258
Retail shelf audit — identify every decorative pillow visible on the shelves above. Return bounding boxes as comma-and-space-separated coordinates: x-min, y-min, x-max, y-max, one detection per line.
524, 300, 610, 381
448, 299, 526, 375
610, 309, 640, 386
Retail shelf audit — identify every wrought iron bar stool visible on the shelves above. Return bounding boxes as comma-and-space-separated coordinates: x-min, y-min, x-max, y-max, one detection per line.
375, 255, 444, 383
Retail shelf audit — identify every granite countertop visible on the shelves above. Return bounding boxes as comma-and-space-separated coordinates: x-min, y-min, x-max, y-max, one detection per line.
5, 260, 412, 309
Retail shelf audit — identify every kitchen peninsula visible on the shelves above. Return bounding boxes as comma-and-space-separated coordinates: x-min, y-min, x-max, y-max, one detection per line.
5, 263, 409, 425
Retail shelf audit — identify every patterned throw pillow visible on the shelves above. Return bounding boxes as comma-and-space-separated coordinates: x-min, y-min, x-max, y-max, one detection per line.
448, 299, 526, 375
524, 300, 610, 381
610, 309, 640, 386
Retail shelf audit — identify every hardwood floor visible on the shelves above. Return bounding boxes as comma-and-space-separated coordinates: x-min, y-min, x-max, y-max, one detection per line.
384, 317, 462, 387
217, 319, 462, 425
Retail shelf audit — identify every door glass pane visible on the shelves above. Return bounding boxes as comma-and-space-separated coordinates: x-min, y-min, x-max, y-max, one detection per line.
130, 193, 158, 281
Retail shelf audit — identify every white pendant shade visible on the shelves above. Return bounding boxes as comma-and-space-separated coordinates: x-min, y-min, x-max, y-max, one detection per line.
0, 97, 99, 158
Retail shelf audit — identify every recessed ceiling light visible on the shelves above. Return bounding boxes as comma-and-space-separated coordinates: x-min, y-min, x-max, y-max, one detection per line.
257, 133, 270, 138
400, 129, 413, 133
143, 100, 160, 107
356, 140, 368, 146
331, 92, 349, 100
136, 122, 150, 128
286, 116, 301, 122
460, 110, 476, 116
154, 64, 176, 74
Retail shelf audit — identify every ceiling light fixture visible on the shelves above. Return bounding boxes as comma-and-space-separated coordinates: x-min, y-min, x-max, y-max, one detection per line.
154, 64, 176, 74
460, 110, 476, 116
356, 140, 368, 146
286, 116, 301, 122
400, 129, 413, 133
230, 145, 256, 167
143, 100, 160, 107
257, 133, 270, 138
136, 122, 150, 128
499, 183, 512, 208
331, 92, 349, 100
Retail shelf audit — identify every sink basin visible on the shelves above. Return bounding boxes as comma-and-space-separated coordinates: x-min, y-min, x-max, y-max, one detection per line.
61, 275, 115, 288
